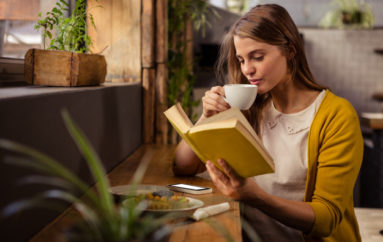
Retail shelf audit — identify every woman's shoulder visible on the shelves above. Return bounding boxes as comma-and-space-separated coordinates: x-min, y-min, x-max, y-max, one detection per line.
312, 90, 362, 141
318, 90, 358, 118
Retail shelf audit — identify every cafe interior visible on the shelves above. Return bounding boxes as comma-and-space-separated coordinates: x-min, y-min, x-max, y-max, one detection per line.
0, 0, 383, 241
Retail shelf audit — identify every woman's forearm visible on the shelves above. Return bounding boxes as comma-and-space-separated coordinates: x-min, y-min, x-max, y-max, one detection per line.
244, 182, 315, 233
173, 139, 206, 176
173, 115, 208, 176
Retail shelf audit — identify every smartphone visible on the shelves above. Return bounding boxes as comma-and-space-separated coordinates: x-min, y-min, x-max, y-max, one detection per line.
167, 183, 213, 195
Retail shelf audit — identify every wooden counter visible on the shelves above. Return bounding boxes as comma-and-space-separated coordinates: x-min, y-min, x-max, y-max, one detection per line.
31, 144, 242, 242
361, 112, 383, 130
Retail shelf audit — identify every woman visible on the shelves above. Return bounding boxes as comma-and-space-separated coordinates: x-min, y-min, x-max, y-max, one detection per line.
174, 4, 363, 242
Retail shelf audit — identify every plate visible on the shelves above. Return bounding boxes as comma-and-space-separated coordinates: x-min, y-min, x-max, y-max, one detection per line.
123, 196, 204, 212
109, 184, 169, 196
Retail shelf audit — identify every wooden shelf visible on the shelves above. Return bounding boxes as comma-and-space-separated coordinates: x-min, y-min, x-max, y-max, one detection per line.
372, 92, 383, 102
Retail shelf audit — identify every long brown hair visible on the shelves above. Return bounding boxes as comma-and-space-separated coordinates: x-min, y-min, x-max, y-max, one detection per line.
216, 4, 324, 134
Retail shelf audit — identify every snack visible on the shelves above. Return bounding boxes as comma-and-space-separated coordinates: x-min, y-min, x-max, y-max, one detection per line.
133, 192, 190, 210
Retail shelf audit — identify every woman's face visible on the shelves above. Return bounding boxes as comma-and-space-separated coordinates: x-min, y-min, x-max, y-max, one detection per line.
233, 35, 290, 94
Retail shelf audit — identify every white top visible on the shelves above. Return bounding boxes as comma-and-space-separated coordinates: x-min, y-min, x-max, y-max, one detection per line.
246, 90, 326, 241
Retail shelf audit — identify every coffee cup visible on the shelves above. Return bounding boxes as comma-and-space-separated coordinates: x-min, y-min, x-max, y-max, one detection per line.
223, 84, 258, 110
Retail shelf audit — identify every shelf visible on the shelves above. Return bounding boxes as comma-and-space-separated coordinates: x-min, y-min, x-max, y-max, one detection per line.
372, 92, 383, 102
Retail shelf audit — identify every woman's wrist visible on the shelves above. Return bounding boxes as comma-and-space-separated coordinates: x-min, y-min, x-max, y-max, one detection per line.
240, 180, 269, 207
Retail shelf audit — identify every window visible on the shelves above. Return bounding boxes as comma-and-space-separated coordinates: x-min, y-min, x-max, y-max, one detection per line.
0, 0, 74, 85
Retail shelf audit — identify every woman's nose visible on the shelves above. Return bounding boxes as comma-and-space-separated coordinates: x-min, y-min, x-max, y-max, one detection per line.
243, 62, 255, 76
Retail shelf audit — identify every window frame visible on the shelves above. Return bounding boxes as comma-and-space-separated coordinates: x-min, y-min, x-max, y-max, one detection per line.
0, 57, 25, 86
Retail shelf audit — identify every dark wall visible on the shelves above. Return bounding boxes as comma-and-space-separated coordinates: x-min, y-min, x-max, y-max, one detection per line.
0, 83, 142, 241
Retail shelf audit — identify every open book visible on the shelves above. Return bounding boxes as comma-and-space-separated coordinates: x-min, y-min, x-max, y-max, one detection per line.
164, 103, 274, 178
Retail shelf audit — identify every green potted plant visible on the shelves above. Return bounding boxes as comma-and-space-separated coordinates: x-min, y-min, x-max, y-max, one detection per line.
25, 0, 106, 87
0, 110, 172, 242
320, 0, 374, 29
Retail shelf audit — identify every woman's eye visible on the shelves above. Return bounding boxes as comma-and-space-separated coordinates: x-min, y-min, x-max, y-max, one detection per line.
253, 56, 264, 61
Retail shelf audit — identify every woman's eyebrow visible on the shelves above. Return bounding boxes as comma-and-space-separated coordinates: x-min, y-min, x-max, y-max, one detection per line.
248, 49, 265, 55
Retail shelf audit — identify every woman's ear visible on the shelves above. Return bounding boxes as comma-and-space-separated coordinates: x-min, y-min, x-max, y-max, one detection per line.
288, 44, 296, 60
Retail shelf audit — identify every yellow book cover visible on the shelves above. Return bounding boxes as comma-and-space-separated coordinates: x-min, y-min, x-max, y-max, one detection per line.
164, 103, 274, 178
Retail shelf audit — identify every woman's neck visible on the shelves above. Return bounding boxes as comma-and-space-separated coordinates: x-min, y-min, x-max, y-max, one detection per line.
270, 81, 320, 114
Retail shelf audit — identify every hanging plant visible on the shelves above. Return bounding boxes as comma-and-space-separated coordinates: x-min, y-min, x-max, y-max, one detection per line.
167, 0, 219, 122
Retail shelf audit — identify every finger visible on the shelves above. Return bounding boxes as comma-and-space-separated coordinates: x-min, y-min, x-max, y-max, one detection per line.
206, 161, 238, 197
204, 93, 230, 111
206, 161, 231, 186
203, 101, 228, 113
202, 101, 226, 115
208, 91, 231, 109
217, 159, 244, 186
210, 86, 225, 96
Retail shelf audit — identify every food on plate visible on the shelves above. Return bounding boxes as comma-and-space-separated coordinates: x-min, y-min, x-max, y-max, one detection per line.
132, 192, 190, 210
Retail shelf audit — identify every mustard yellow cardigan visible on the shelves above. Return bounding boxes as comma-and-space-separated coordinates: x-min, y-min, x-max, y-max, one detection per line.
304, 90, 363, 241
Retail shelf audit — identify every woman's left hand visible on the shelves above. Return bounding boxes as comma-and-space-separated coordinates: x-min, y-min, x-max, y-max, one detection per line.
206, 158, 254, 200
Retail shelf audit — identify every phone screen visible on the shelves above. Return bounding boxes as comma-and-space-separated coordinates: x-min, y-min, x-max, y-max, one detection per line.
170, 184, 209, 191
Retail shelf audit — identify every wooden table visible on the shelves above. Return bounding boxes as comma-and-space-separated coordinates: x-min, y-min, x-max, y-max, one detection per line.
31, 144, 242, 242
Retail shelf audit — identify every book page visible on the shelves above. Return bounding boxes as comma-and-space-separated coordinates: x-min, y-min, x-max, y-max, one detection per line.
163, 103, 193, 133
190, 118, 238, 133
196, 108, 260, 144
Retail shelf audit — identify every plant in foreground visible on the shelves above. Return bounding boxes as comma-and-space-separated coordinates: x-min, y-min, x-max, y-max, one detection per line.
0, 110, 238, 241
0, 110, 172, 242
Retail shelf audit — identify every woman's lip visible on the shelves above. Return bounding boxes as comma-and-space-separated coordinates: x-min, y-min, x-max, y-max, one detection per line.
249, 79, 262, 85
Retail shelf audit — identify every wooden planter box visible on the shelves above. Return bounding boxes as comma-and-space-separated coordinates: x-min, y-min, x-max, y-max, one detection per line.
24, 49, 107, 86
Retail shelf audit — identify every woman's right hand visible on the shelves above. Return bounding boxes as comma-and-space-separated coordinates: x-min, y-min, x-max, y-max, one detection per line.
201, 86, 231, 118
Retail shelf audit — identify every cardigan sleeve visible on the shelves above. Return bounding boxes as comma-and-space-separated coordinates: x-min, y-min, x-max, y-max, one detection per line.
307, 98, 363, 237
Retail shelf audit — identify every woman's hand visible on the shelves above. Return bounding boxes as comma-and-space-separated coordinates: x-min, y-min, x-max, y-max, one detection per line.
202, 86, 231, 118
207, 159, 316, 232
206, 158, 257, 201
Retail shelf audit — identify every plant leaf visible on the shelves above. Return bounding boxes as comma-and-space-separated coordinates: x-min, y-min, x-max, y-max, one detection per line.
17, 175, 77, 191
60, 0, 69, 7
61, 110, 114, 218
52, 7, 63, 16
46, 31, 52, 39
2, 189, 77, 218
0, 140, 99, 206
203, 217, 235, 242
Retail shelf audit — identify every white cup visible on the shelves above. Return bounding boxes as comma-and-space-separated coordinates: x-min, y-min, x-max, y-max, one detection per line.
223, 84, 258, 110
